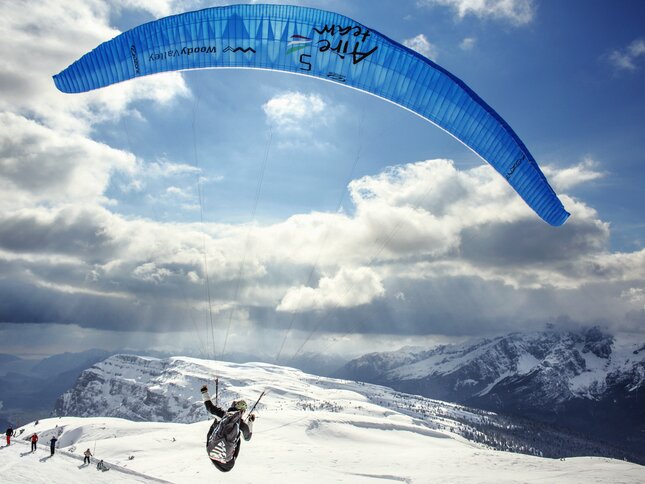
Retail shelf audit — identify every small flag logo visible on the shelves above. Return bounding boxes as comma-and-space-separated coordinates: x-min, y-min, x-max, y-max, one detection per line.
287, 34, 312, 54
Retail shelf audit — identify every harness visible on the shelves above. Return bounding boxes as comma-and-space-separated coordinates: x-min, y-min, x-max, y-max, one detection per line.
207, 411, 242, 463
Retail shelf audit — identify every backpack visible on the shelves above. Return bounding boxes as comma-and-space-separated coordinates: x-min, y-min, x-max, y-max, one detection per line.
207, 411, 242, 463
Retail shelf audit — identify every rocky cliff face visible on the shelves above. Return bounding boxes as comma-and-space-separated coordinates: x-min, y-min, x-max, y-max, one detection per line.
337, 329, 645, 455
53, 355, 212, 423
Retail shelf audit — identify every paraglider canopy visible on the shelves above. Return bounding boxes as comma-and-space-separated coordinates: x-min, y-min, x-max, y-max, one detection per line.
53, 3, 569, 226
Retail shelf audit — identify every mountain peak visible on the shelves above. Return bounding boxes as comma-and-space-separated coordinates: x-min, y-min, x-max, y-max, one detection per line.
337, 329, 644, 461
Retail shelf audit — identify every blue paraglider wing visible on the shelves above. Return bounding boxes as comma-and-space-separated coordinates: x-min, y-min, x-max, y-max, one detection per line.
53, 4, 569, 226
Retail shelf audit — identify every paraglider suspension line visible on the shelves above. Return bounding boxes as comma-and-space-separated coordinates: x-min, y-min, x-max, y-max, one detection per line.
192, 96, 217, 360
220, 127, 273, 361
276, 109, 365, 364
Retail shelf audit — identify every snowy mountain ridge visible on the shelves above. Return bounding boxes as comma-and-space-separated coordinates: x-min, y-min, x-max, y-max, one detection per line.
336, 328, 645, 461
52, 353, 644, 464
54, 354, 483, 427
339, 329, 643, 399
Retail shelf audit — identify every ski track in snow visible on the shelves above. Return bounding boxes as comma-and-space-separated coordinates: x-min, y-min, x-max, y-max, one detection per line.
0, 438, 168, 483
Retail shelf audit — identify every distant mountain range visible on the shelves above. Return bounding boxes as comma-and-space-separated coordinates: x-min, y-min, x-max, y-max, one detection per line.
336, 328, 645, 461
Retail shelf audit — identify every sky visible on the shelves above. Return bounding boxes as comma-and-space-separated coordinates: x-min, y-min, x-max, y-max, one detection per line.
0, 0, 644, 362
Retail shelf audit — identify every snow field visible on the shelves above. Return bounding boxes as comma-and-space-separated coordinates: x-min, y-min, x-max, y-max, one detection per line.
3, 411, 643, 484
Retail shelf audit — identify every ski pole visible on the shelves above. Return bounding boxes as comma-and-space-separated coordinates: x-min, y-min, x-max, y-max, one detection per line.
246, 389, 268, 422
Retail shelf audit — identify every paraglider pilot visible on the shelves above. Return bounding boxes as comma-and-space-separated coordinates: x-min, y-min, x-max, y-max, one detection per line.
201, 384, 255, 472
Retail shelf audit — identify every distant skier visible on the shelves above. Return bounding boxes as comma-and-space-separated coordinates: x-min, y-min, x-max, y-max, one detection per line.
5, 427, 13, 446
96, 459, 109, 471
49, 436, 58, 456
31, 433, 38, 452
201, 384, 255, 472
84, 448, 92, 464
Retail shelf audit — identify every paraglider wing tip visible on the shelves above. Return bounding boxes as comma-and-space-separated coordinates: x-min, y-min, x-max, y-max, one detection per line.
52, 70, 83, 94
52, 73, 68, 93
549, 209, 570, 227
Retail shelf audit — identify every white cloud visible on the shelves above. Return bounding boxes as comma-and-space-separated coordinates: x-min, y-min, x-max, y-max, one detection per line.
277, 267, 385, 312
120, 160, 201, 195
166, 186, 193, 199
403, 34, 439, 60
420, 0, 535, 25
460, 37, 477, 50
622, 287, 645, 312
0, 113, 136, 208
0, 156, 643, 336
0, 1, 190, 134
133, 262, 173, 284
608, 38, 645, 71
0, 0, 193, 224
146, 162, 200, 178
629, 39, 645, 57
543, 158, 605, 191
262, 92, 327, 131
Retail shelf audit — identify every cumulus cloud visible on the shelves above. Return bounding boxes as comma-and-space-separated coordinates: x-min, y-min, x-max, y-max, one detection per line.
277, 267, 385, 312
261, 91, 336, 150
0, 0, 190, 134
420, 0, 535, 25
608, 38, 645, 71
2, 153, 643, 339
403, 34, 439, 60
0, 0, 193, 222
0, 113, 136, 208
542, 157, 605, 191
262, 92, 327, 131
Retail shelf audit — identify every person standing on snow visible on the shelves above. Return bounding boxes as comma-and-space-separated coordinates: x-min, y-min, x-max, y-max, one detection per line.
200, 384, 255, 472
84, 448, 92, 464
49, 436, 58, 456
5, 427, 13, 446
31, 433, 38, 452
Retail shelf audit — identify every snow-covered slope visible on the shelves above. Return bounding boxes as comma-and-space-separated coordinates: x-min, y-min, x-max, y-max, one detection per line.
4, 355, 643, 483
4, 415, 642, 484
337, 329, 645, 461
